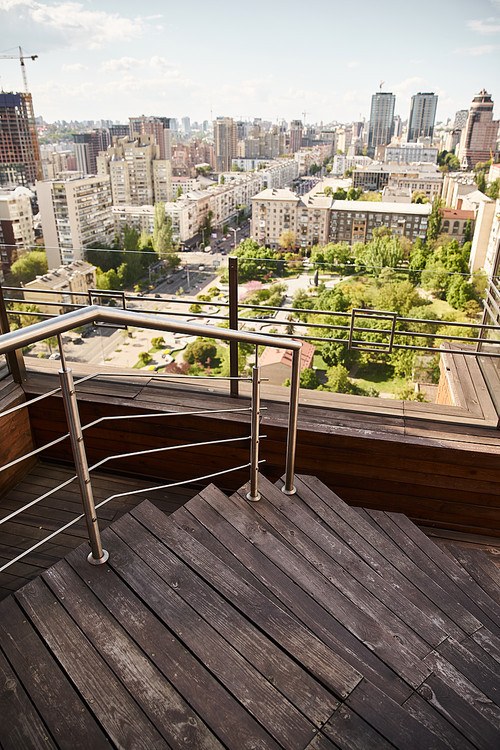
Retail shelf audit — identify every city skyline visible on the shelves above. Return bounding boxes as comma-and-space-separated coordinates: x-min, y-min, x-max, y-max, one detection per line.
0, 0, 499, 126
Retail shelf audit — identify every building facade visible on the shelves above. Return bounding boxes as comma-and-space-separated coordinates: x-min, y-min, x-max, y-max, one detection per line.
213, 118, 237, 173
329, 200, 431, 244
0, 186, 35, 275
23, 260, 97, 315
384, 143, 438, 164
353, 163, 442, 198
367, 92, 395, 155
407, 93, 438, 142
458, 90, 499, 170
129, 116, 171, 161
36, 175, 114, 267
289, 121, 303, 154
0, 92, 42, 187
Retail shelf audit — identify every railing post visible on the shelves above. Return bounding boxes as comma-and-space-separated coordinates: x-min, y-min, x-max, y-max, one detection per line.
58, 366, 108, 565
228, 256, 239, 398
246, 364, 261, 502
282, 347, 301, 495
0, 282, 26, 383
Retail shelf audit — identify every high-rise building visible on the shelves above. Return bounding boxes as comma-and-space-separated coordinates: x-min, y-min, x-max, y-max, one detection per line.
367, 92, 395, 155
97, 135, 159, 206
454, 110, 468, 130
36, 175, 114, 267
458, 90, 500, 169
0, 92, 42, 187
129, 116, 171, 161
407, 93, 438, 142
289, 120, 303, 153
213, 117, 237, 172
73, 130, 110, 175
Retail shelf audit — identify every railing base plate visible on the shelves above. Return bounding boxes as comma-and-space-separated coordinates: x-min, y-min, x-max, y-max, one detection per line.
246, 492, 261, 503
87, 549, 109, 565
281, 486, 297, 496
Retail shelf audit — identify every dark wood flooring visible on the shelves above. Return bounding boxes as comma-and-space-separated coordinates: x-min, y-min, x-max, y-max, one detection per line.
0, 461, 196, 600
1, 473, 499, 749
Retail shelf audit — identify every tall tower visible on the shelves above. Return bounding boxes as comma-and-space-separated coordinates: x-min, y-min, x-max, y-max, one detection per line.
289, 120, 303, 153
367, 92, 395, 156
213, 117, 237, 172
407, 93, 438, 142
129, 116, 171, 161
458, 90, 499, 169
0, 92, 42, 187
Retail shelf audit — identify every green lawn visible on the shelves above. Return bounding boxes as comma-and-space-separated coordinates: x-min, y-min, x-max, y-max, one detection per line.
349, 362, 407, 395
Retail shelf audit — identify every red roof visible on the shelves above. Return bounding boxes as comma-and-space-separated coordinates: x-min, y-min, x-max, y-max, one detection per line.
442, 208, 475, 220
258, 340, 315, 371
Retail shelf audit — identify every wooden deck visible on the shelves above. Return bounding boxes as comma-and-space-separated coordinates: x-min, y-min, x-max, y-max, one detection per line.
0, 461, 196, 601
1, 474, 499, 749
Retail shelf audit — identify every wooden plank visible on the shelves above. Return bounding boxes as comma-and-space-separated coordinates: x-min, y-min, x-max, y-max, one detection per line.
443, 545, 500, 605
345, 680, 448, 749
130, 499, 362, 701
99, 524, 318, 750
194, 485, 432, 688
463, 354, 498, 424
290, 475, 481, 638
232, 476, 447, 651
43, 561, 223, 750
402, 693, 477, 750
320, 706, 394, 750
0, 646, 57, 750
0, 597, 109, 750
178, 488, 415, 705
15, 578, 168, 749
65, 543, 282, 750
435, 637, 500, 707
112, 512, 342, 724
418, 673, 500, 749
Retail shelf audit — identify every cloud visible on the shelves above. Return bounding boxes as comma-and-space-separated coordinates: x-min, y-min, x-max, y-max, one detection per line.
0, 0, 159, 50
453, 44, 499, 55
61, 62, 88, 72
100, 56, 174, 73
467, 17, 500, 33
392, 77, 424, 94
347, 61, 360, 68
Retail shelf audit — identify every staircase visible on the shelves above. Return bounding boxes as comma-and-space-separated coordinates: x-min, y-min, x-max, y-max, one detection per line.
1, 474, 499, 749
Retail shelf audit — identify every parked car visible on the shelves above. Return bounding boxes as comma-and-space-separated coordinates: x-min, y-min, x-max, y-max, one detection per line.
49, 352, 61, 360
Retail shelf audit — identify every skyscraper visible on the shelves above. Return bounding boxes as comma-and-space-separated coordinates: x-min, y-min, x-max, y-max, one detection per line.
129, 116, 171, 161
289, 120, 303, 153
73, 130, 110, 175
367, 92, 395, 156
213, 117, 237, 172
458, 90, 500, 169
0, 92, 41, 187
407, 93, 438, 142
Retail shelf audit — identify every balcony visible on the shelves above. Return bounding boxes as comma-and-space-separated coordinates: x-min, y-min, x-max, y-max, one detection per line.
0, 268, 499, 747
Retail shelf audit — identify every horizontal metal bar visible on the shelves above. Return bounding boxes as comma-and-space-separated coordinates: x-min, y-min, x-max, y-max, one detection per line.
0, 432, 70, 474
0, 474, 77, 527
82, 406, 257, 431
0, 385, 62, 420
0, 305, 302, 355
88, 434, 254, 472
100, 459, 266, 504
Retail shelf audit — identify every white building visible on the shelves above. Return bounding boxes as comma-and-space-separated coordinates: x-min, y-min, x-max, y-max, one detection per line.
36, 175, 114, 267
23, 260, 97, 315
0, 186, 35, 274
384, 143, 438, 164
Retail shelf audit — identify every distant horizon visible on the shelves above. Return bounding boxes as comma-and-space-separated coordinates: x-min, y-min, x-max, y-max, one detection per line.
1, 0, 499, 125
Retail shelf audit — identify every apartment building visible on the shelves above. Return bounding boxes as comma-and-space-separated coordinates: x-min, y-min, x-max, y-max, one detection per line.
441, 208, 474, 243
36, 175, 114, 267
353, 163, 442, 198
0, 186, 35, 275
469, 199, 500, 273
329, 201, 431, 244
251, 188, 300, 248
332, 155, 372, 176
296, 195, 331, 247
213, 118, 237, 172
152, 159, 173, 203
112, 201, 197, 244
384, 143, 438, 164
23, 260, 97, 315
129, 116, 171, 161
367, 92, 395, 156
0, 92, 42, 187
407, 93, 438, 142
97, 135, 159, 206
289, 121, 303, 153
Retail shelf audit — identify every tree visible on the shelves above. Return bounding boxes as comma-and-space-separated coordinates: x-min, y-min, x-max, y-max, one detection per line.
176, 186, 183, 198
463, 219, 473, 244
151, 336, 165, 349
153, 203, 174, 256
427, 197, 443, 241
183, 339, 217, 366
486, 179, 500, 200
138, 351, 153, 366
446, 274, 477, 310
278, 230, 296, 251
476, 171, 487, 194
220, 175, 225, 185
298, 368, 319, 389
9, 251, 48, 284
325, 364, 354, 394
354, 235, 403, 278
374, 280, 421, 316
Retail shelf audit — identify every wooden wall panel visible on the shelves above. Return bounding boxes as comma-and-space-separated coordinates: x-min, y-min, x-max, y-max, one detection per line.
0, 381, 36, 497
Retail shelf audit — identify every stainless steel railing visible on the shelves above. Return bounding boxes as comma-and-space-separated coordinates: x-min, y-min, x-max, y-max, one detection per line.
0, 305, 302, 569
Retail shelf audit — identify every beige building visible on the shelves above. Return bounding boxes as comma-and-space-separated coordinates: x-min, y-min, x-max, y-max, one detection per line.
97, 135, 159, 206
36, 175, 114, 268
23, 260, 97, 315
152, 160, 173, 203
258, 340, 315, 385
469, 199, 500, 274
353, 163, 442, 198
0, 187, 35, 275
251, 188, 300, 248
296, 195, 331, 247
329, 200, 431, 244
214, 118, 237, 172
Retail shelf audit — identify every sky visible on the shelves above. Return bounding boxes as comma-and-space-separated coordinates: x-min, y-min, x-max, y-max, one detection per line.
1, 0, 500, 126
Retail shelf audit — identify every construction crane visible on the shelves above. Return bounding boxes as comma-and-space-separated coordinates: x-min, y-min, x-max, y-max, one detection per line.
0, 46, 38, 93
302, 110, 307, 124
379, 81, 385, 91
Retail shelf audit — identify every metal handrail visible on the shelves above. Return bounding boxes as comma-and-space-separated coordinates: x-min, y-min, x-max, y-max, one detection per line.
0, 305, 301, 568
